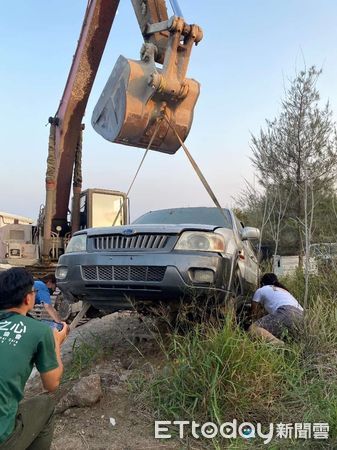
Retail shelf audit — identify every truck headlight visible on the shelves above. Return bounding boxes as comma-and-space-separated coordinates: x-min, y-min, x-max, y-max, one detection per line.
56, 266, 68, 280
175, 232, 225, 252
65, 234, 87, 253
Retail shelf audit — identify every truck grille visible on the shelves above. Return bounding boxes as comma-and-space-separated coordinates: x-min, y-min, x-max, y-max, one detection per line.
91, 234, 169, 250
81, 265, 166, 282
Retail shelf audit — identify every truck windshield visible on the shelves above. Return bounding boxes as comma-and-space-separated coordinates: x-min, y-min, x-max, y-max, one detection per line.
133, 207, 232, 229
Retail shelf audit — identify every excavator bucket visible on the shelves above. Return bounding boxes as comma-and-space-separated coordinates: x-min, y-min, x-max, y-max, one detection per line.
92, 55, 200, 154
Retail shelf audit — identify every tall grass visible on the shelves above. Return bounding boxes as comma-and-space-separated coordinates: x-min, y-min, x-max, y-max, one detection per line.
63, 335, 105, 381
150, 318, 301, 424
141, 270, 337, 447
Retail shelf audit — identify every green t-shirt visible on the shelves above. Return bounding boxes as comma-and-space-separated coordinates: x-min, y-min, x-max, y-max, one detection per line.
0, 311, 58, 443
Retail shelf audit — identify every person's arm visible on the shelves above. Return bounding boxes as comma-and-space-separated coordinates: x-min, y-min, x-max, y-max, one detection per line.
39, 323, 68, 392
44, 303, 62, 323
251, 288, 265, 321
35, 281, 62, 323
251, 301, 265, 321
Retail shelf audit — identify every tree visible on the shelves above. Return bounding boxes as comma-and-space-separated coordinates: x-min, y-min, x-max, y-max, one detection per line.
250, 66, 337, 264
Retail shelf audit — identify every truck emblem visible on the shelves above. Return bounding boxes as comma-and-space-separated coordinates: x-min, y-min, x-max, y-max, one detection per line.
123, 229, 134, 235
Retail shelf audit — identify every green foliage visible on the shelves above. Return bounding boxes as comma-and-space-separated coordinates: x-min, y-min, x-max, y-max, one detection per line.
251, 67, 337, 190
140, 272, 337, 447
63, 336, 105, 381
282, 269, 337, 306
239, 66, 337, 256
149, 318, 300, 424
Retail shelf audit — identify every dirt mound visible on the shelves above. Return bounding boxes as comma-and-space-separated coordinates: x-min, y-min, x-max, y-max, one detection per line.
26, 312, 181, 449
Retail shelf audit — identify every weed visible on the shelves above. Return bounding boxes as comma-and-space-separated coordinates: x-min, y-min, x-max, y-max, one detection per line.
63, 334, 105, 381
138, 271, 337, 448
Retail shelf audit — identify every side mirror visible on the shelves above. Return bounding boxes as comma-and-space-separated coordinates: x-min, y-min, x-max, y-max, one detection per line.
241, 227, 260, 241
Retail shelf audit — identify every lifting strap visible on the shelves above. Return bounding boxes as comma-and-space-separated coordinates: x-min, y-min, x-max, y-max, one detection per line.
113, 110, 226, 226
112, 116, 164, 226
163, 114, 228, 223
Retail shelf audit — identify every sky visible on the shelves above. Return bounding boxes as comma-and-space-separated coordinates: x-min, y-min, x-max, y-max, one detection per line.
1, 0, 337, 221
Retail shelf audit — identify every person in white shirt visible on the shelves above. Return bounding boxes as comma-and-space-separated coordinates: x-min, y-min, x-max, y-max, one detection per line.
248, 273, 304, 346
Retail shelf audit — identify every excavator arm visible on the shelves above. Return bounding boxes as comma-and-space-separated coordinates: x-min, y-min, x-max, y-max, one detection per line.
42, 0, 202, 260
45, 1, 120, 244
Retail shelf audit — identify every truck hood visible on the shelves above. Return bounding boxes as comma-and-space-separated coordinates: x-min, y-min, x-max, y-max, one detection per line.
79, 223, 220, 237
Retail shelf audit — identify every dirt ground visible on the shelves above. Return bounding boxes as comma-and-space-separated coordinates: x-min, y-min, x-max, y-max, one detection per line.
25, 312, 194, 450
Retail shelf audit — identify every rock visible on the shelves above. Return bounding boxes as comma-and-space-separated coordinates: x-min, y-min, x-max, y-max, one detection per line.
100, 371, 120, 385
109, 385, 124, 394
142, 362, 155, 374
56, 374, 102, 413
119, 370, 133, 382
62, 408, 79, 418
121, 357, 135, 370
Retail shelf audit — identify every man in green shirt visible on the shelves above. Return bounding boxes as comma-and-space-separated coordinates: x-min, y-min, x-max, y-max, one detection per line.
0, 267, 68, 449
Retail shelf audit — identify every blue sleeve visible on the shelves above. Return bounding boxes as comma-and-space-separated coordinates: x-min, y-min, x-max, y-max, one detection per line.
34, 281, 52, 305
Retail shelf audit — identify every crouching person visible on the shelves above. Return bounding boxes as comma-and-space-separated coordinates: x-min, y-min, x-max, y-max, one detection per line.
0, 268, 68, 450
34, 274, 61, 324
248, 273, 304, 346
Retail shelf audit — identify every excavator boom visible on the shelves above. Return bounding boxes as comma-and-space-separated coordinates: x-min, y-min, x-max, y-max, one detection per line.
43, 0, 201, 260
44, 0, 120, 256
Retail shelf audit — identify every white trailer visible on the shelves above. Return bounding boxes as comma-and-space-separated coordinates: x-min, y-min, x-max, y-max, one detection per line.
273, 255, 317, 277
0, 212, 38, 266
